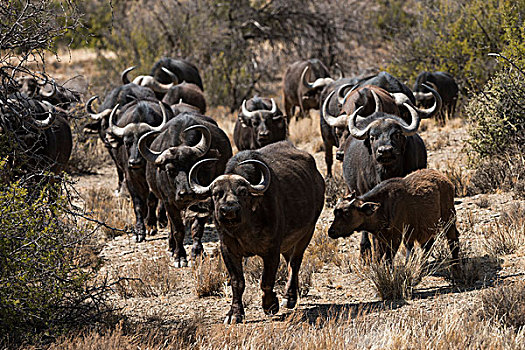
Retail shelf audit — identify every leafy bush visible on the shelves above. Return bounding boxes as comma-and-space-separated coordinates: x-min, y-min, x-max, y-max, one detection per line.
381, 0, 525, 93
0, 180, 108, 345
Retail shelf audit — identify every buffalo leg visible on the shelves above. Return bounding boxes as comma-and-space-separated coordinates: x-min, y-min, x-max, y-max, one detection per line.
157, 201, 168, 228
145, 192, 158, 236
447, 225, 462, 278
126, 181, 147, 243
360, 231, 373, 264
165, 204, 187, 268
261, 252, 280, 315
325, 143, 333, 178
281, 229, 312, 309
221, 243, 245, 324
190, 215, 207, 261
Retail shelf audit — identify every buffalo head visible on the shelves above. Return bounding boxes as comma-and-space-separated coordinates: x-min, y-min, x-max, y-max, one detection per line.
188, 158, 270, 228
328, 192, 381, 239
139, 124, 212, 205
239, 98, 285, 147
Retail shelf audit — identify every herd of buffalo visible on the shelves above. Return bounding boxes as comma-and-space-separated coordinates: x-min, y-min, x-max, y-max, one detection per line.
1, 57, 462, 323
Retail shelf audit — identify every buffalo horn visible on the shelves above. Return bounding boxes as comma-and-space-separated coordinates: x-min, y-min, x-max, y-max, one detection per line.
86, 95, 112, 120
138, 130, 162, 163
121, 66, 136, 84
188, 158, 219, 195
183, 124, 211, 158
33, 101, 56, 129
301, 66, 315, 89
161, 67, 179, 85
239, 159, 271, 194
322, 90, 348, 128
370, 89, 382, 113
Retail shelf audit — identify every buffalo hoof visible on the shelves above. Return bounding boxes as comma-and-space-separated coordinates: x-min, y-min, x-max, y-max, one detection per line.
224, 312, 244, 324
263, 295, 279, 315
135, 234, 146, 243
146, 226, 157, 236
191, 244, 204, 261
173, 256, 188, 268
280, 297, 297, 309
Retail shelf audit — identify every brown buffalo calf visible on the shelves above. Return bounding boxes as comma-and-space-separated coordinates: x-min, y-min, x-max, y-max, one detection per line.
328, 169, 460, 274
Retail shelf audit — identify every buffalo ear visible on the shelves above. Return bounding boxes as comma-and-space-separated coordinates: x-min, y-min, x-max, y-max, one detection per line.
359, 202, 380, 216
105, 133, 120, 149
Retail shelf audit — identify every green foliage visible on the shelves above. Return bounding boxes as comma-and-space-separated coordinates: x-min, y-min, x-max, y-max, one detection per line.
382, 0, 525, 93
0, 181, 105, 345
466, 67, 525, 159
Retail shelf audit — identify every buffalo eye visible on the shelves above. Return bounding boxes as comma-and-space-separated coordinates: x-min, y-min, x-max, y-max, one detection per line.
165, 163, 176, 175
213, 189, 224, 198
237, 187, 248, 196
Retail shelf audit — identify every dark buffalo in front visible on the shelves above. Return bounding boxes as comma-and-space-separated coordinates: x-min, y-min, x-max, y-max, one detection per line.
140, 113, 232, 267
233, 97, 286, 151
413, 71, 459, 124
189, 141, 325, 323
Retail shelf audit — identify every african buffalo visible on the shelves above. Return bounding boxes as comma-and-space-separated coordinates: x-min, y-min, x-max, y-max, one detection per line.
139, 113, 232, 267
413, 71, 458, 125
17, 75, 81, 110
84, 82, 157, 194
328, 169, 461, 275
106, 100, 174, 242
320, 85, 401, 177
341, 86, 442, 261
283, 59, 333, 121
0, 94, 72, 175
189, 141, 325, 323
233, 97, 286, 151
123, 58, 203, 99
162, 82, 206, 114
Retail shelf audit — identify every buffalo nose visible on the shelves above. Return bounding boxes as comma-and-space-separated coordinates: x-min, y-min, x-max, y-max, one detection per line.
335, 151, 345, 161
219, 204, 240, 219
258, 131, 270, 139
128, 158, 142, 168
377, 145, 393, 156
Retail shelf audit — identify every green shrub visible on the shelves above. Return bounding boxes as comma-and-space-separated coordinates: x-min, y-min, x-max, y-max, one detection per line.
382, 0, 525, 94
0, 181, 108, 346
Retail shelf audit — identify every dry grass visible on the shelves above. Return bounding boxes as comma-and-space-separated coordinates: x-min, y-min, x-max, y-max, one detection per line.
192, 250, 228, 298
84, 187, 134, 238
478, 281, 525, 330
442, 159, 472, 197
324, 169, 348, 208
42, 305, 525, 349
112, 255, 180, 298
482, 203, 525, 256
288, 113, 323, 153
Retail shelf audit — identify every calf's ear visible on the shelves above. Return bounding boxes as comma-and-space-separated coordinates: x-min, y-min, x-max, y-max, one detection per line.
359, 202, 380, 216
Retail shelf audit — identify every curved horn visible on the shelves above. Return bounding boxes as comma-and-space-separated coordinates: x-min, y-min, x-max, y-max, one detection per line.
268, 98, 277, 114
239, 159, 271, 194
348, 105, 373, 140
33, 101, 56, 129
121, 66, 136, 84
39, 79, 57, 98
241, 99, 257, 119
150, 102, 168, 132
322, 90, 348, 128
161, 67, 179, 85
411, 83, 442, 119
370, 89, 382, 113
398, 103, 421, 136
336, 83, 355, 105
36, 72, 48, 86
301, 66, 314, 89
138, 130, 162, 164
188, 158, 219, 195
108, 104, 125, 137
341, 84, 360, 106
86, 95, 112, 121
183, 124, 211, 158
